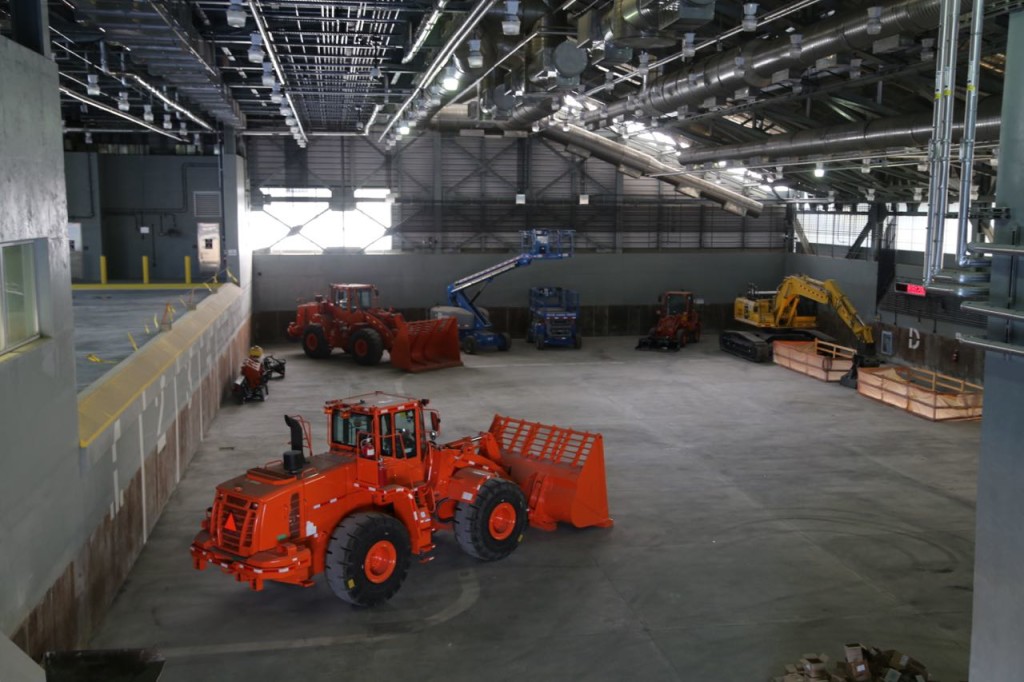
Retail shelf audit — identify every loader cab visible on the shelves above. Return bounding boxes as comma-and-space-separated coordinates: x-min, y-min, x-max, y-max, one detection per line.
326, 392, 431, 487
330, 284, 378, 312
662, 291, 694, 318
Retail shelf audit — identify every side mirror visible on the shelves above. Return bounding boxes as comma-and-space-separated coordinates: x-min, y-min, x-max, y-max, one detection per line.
429, 411, 440, 432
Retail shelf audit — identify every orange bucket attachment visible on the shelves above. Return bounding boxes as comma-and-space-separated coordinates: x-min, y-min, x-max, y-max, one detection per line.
489, 415, 613, 531
390, 316, 463, 373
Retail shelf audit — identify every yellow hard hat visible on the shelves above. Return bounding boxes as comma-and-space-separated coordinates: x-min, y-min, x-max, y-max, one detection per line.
249, 345, 263, 358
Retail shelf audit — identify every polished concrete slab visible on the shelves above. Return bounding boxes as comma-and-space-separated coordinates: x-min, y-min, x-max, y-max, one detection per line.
90, 336, 978, 681
72, 290, 210, 392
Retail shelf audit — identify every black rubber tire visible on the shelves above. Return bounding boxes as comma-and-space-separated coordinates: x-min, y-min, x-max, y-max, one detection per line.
325, 512, 411, 607
454, 478, 528, 561
302, 325, 331, 359
461, 336, 477, 355
499, 333, 511, 351
351, 328, 384, 366
675, 329, 687, 349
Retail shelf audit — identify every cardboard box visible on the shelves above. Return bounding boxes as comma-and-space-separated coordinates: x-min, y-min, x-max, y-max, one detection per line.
800, 656, 828, 679
890, 650, 911, 669
846, 660, 872, 682
844, 643, 866, 663
883, 668, 902, 682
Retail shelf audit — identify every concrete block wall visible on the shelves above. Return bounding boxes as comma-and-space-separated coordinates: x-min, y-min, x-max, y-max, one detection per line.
251, 251, 785, 341
11, 286, 251, 660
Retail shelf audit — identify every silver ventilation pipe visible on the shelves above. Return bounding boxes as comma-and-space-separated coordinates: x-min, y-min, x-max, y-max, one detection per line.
924, 0, 960, 285
673, 97, 1002, 166
540, 124, 764, 217
581, 0, 942, 127
955, 0, 986, 268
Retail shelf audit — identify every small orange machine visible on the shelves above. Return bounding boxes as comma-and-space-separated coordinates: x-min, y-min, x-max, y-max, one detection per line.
191, 392, 612, 606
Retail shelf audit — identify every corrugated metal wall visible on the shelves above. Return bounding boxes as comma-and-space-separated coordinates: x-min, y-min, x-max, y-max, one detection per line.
246, 132, 785, 251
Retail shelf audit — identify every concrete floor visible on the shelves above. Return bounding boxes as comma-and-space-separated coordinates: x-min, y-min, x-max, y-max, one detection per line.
72, 290, 210, 392
91, 336, 979, 681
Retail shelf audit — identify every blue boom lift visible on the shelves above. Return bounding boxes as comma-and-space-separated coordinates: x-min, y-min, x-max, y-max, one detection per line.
432, 230, 574, 354
527, 287, 582, 350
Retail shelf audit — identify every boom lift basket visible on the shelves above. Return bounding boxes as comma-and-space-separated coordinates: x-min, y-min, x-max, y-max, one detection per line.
389, 317, 463, 373
488, 415, 613, 531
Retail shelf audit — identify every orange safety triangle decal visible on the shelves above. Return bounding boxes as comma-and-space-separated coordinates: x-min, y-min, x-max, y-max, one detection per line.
224, 514, 238, 532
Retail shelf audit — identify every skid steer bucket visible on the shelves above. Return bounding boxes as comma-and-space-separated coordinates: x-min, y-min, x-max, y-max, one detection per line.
489, 415, 613, 531
390, 316, 463, 373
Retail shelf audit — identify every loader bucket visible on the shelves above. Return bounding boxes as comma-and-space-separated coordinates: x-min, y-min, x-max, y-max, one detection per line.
489, 415, 613, 531
389, 316, 463, 373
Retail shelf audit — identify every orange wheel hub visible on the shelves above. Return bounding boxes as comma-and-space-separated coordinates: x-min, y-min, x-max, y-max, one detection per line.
364, 540, 397, 583
488, 502, 517, 541
354, 339, 368, 355
306, 334, 318, 350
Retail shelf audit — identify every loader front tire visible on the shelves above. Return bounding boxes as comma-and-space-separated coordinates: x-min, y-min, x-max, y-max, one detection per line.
302, 326, 331, 359
454, 478, 528, 561
325, 512, 411, 607
351, 328, 384, 366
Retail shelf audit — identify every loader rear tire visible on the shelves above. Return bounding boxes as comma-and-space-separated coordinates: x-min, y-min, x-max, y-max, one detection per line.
325, 512, 411, 607
454, 478, 528, 561
351, 328, 384, 366
302, 326, 331, 359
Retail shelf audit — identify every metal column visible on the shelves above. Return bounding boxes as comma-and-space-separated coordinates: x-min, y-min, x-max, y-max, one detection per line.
955, 0, 986, 266
968, 11, 1024, 682
8, 0, 50, 57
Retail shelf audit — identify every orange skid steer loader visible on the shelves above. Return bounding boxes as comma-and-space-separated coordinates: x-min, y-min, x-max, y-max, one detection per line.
286, 283, 462, 373
191, 392, 612, 606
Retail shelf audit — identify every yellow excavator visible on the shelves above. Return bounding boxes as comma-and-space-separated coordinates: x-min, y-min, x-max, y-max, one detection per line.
720, 275, 875, 365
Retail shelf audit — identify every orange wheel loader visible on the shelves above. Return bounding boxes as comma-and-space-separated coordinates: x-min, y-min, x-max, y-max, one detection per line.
286, 283, 462, 373
190, 392, 613, 606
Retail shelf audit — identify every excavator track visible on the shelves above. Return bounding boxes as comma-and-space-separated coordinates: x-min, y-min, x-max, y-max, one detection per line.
719, 328, 834, 363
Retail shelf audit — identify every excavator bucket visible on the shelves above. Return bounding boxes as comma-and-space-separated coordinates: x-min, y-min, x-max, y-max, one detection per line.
489, 415, 613, 531
389, 316, 463, 373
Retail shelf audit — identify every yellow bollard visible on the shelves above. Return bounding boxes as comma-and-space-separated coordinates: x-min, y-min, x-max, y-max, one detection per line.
100, 255, 108, 285
142, 255, 150, 285
184, 255, 192, 284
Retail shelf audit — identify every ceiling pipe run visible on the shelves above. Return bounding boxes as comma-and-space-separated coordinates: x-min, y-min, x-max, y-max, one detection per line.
541, 124, 764, 217
673, 97, 1003, 165
581, 0, 942, 128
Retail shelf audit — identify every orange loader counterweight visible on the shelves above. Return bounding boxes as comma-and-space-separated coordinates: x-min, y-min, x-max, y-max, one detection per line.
190, 393, 612, 607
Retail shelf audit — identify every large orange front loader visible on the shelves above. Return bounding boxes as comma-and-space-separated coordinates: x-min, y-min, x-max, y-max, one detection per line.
190, 392, 612, 606
286, 283, 461, 373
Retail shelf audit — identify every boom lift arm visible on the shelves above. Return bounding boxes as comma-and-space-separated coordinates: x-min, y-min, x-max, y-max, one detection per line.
437, 230, 574, 352
770, 275, 874, 346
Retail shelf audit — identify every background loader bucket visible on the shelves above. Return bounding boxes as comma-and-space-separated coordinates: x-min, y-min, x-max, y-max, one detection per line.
489, 415, 613, 531
390, 316, 463, 373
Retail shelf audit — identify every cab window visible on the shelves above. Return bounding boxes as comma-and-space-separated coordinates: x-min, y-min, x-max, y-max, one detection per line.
355, 289, 373, 310
332, 412, 372, 448
380, 410, 418, 459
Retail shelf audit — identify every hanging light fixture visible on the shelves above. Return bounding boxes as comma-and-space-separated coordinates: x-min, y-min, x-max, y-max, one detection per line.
865, 7, 883, 35
86, 73, 101, 96
682, 33, 696, 59
143, 104, 154, 123
270, 82, 283, 104
502, 0, 520, 35
262, 62, 275, 88
279, 102, 291, 117
813, 162, 825, 178
467, 37, 483, 69
742, 3, 759, 32
117, 90, 130, 112
397, 120, 411, 136
84, 131, 93, 144
163, 114, 173, 130
441, 64, 460, 92
226, 0, 247, 28
248, 33, 264, 64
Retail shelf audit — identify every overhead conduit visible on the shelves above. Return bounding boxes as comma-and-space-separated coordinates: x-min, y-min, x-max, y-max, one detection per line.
581, 0, 943, 127
674, 97, 1003, 165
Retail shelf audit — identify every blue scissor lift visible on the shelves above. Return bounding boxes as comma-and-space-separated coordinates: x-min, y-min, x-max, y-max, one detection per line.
435, 230, 575, 354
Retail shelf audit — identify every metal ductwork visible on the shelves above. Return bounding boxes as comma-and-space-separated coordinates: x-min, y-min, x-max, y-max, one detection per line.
541, 124, 764, 217
676, 97, 1003, 166
74, 0, 243, 127
582, 0, 942, 127
578, 0, 717, 50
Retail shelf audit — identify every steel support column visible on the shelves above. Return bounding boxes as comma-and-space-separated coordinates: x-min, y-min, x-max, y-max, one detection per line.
969, 10, 1024, 682
9, 0, 49, 57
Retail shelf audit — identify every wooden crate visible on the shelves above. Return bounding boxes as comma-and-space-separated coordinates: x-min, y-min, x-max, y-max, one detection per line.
857, 365, 983, 421
773, 339, 856, 382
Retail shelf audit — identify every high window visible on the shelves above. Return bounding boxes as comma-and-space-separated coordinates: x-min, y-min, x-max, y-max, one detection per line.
0, 241, 40, 353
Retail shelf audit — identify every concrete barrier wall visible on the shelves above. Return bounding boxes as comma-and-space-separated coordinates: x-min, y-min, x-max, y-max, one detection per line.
11, 285, 251, 660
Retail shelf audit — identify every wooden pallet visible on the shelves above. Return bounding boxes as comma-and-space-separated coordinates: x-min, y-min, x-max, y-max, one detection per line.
773, 339, 856, 382
857, 365, 983, 421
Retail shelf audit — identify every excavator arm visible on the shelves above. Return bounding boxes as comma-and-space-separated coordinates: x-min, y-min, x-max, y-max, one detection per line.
773, 275, 873, 346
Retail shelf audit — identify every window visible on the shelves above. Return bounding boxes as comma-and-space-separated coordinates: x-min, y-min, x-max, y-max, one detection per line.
332, 411, 373, 448
1, 241, 40, 353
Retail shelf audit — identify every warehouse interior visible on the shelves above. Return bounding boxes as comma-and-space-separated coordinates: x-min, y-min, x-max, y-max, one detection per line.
1, 0, 1023, 680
